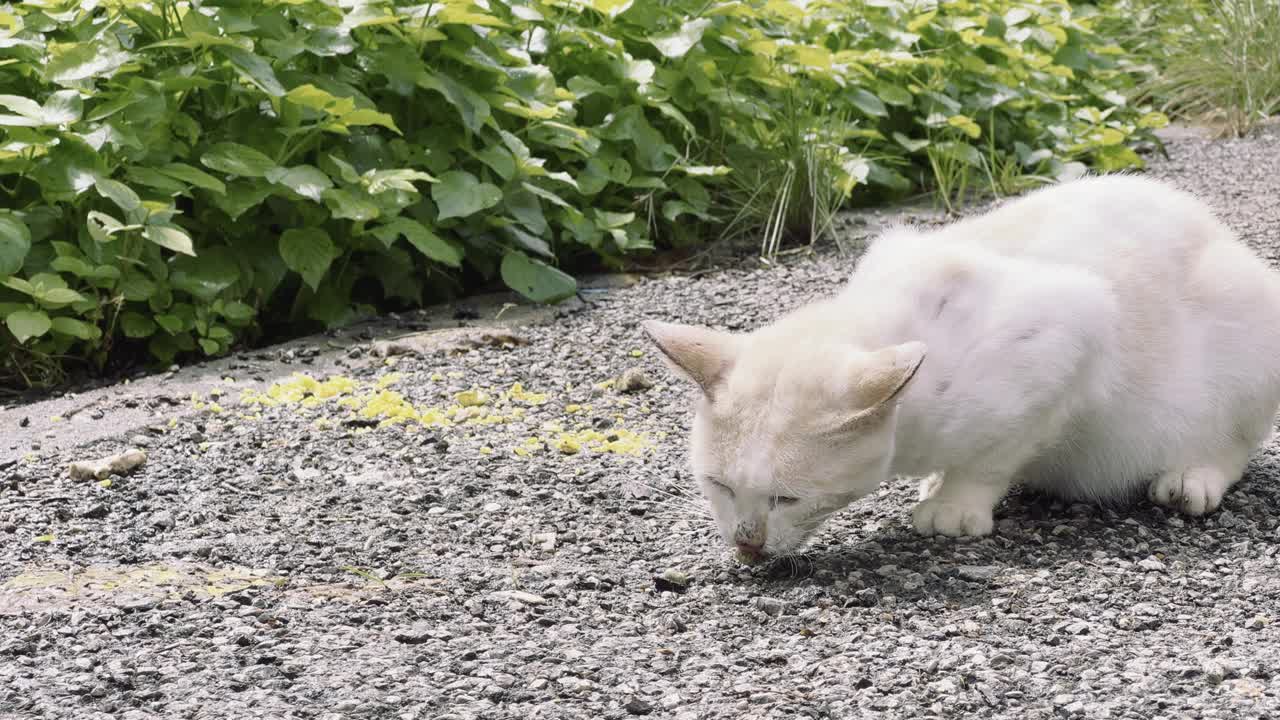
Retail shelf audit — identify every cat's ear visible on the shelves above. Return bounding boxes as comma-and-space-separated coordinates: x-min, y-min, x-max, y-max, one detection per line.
641, 320, 739, 397
845, 341, 927, 419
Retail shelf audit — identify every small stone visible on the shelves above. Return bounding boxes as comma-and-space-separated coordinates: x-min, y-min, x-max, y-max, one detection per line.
483, 502, 501, 513
624, 697, 654, 716
1137, 557, 1166, 572
653, 569, 689, 594
1245, 615, 1269, 629
616, 367, 654, 394
151, 511, 175, 530
556, 676, 593, 693
1203, 660, 1228, 684
115, 595, 161, 612
957, 565, 1001, 581
1030, 661, 1049, 674
930, 677, 958, 694
532, 532, 556, 551
293, 468, 322, 482
393, 623, 433, 644
754, 596, 785, 617
492, 590, 545, 605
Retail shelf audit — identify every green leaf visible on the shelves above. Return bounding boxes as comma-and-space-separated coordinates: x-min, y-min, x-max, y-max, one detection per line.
155, 314, 183, 334
933, 141, 983, 167
87, 211, 127, 243
266, 165, 333, 202
121, 312, 157, 338
170, 246, 241, 301
221, 301, 255, 323
38, 288, 86, 305
847, 88, 888, 117
45, 41, 133, 86
201, 143, 278, 178
41, 90, 83, 124
50, 256, 94, 277
340, 109, 401, 134
51, 316, 100, 340
199, 338, 221, 355
119, 272, 157, 302
279, 228, 338, 291
505, 187, 547, 235
94, 177, 142, 214
892, 132, 930, 152
0, 212, 32, 275
144, 224, 196, 256
432, 171, 503, 221
6, 309, 51, 343
650, 19, 711, 59
419, 71, 491, 133
500, 251, 576, 303
215, 47, 286, 97
156, 163, 227, 194
0, 95, 42, 124
369, 218, 463, 267
321, 188, 380, 221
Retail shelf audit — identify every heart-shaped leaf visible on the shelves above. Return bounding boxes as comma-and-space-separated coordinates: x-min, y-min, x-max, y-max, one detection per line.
500, 251, 576, 304
279, 228, 338, 291
201, 143, 278, 178
432, 171, 502, 221
0, 212, 32, 276
6, 309, 51, 343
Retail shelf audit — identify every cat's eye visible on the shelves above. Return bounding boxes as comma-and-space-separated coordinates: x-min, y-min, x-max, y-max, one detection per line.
708, 478, 734, 497
772, 495, 800, 508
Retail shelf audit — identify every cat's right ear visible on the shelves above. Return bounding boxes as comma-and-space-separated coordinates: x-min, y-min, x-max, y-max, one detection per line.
641, 320, 739, 398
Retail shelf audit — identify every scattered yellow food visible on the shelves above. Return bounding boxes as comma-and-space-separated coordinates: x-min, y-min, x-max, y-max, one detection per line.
455, 388, 490, 407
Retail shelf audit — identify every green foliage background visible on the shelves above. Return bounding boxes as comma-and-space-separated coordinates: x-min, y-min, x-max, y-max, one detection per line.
0, 0, 1166, 385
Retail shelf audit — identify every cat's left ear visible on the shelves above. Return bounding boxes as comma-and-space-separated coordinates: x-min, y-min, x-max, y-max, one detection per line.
641, 320, 740, 398
844, 341, 927, 420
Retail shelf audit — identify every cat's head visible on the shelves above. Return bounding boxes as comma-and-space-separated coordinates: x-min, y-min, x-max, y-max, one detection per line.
642, 317, 925, 565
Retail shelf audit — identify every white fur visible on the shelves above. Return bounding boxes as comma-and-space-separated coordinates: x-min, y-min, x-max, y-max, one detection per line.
645, 175, 1280, 562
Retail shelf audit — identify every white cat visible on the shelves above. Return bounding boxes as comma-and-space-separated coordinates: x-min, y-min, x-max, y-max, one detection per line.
644, 174, 1280, 566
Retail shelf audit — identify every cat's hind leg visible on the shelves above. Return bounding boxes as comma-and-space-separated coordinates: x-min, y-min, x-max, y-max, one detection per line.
917, 473, 944, 502
1147, 437, 1260, 515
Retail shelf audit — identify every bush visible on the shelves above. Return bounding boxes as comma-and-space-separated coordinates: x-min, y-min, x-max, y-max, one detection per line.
1097, 0, 1280, 137
0, 0, 1165, 387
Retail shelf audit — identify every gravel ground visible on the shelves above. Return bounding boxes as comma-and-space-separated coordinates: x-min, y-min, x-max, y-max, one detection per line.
3, 124, 1280, 720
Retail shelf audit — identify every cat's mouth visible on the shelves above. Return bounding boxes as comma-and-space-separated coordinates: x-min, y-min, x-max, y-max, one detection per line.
735, 546, 769, 566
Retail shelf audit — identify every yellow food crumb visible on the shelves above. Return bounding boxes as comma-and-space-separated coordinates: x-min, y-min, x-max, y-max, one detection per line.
447, 371, 464, 379
480, 446, 493, 455
565, 404, 582, 413
506, 382, 548, 405
376, 372, 403, 389
455, 388, 490, 407
430, 373, 444, 381
50, 415, 63, 423
556, 436, 581, 455
630, 349, 643, 357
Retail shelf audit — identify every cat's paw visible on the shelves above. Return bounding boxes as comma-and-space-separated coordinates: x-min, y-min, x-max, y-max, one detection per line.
1148, 466, 1227, 516
912, 498, 994, 537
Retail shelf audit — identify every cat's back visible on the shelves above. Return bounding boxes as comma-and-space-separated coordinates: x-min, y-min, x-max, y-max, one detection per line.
947, 174, 1229, 274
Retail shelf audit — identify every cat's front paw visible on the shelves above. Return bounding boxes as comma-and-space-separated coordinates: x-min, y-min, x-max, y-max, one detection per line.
912, 498, 994, 537
1148, 466, 1227, 516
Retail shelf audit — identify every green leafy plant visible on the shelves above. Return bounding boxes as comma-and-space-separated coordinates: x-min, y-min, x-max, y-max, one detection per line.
1101, 0, 1280, 138
0, 0, 1166, 388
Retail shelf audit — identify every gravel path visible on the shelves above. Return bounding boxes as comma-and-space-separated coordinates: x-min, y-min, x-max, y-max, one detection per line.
3, 125, 1280, 720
